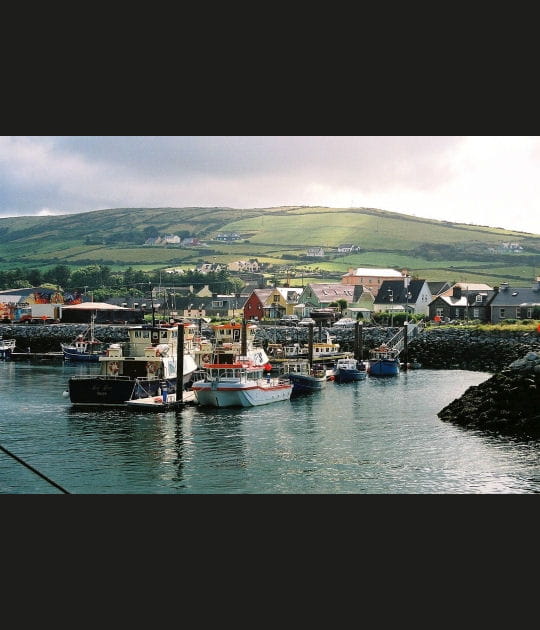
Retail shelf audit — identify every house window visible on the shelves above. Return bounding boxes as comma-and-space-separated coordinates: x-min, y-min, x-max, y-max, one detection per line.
527, 307, 533, 318
475, 294, 483, 303
455, 308, 460, 318
436, 308, 444, 317
273, 295, 280, 302
473, 308, 480, 318
212, 300, 223, 308
499, 308, 505, 319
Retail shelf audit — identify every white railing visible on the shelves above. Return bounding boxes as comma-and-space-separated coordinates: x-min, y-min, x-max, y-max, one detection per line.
387, 321, 424, 354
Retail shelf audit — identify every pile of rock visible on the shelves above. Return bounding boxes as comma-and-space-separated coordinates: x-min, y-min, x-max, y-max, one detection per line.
437, 351, 540, 435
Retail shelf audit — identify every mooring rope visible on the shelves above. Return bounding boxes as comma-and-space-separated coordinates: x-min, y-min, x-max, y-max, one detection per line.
0, 444, 70, 494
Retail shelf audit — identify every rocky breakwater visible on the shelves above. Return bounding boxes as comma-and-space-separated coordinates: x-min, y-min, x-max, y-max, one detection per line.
437, 351, 540, 435
0, 324, 129, 353
407, 327, 540, 372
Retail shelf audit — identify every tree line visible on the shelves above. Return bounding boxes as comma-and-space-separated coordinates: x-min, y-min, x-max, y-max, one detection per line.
0, 265, 243, 300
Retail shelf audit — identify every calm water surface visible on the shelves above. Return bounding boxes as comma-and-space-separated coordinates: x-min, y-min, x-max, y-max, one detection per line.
1, 360, 539, 494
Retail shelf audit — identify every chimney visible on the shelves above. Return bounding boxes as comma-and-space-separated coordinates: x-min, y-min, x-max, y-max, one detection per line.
535, 277, 540, 291
500, 282, 509, 291
452, 286, 462, 299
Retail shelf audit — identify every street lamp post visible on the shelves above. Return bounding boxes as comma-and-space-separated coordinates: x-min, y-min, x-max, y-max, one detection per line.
387, 289, 394, 327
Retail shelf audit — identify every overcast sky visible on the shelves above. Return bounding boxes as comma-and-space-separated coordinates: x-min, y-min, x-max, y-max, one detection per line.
0, 136, 539, 234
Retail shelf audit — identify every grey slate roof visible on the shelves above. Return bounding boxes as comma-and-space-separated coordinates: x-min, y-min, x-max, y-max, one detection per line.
490, 283, 540, 306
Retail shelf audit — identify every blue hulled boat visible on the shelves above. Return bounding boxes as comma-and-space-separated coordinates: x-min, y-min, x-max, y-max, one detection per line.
332, 357, 367, 383
368, 343, 400, 376
281, 359, 327, 394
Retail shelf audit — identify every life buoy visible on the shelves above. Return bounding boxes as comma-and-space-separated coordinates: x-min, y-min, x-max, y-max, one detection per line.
202, 353, 211, 363
146, 362, 157, 374
108, 361, 119, 375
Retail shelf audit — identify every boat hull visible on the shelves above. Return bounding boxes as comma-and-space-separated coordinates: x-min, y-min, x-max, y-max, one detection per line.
369, 359, 400, 376
62, 347, 104, 362
68, 376, 170, 406
333, 369, 367, 383
285, 372, 326, 394
192, 381, 292, 407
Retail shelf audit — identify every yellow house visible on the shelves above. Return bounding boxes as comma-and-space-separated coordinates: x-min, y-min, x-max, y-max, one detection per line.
264, 287, 303, 319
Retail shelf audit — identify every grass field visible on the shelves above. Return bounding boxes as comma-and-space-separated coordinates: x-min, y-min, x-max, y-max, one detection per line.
1, 205, 539, 286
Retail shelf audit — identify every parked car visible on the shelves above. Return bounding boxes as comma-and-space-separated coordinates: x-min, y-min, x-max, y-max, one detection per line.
333, 317, 356, 327
279, 315, 299, 326
298, 317, 316, 326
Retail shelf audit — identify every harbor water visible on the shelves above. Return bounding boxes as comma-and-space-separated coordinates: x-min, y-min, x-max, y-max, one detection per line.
1, 360, 540, 494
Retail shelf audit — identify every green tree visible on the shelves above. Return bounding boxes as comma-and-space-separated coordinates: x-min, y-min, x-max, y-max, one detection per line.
44, 264, 71, 289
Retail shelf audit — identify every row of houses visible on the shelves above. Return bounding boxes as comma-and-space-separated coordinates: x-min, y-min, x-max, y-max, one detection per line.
2, 268, 540, 324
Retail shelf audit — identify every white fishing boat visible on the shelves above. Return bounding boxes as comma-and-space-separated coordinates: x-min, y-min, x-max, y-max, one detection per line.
191, 359, 292, 407
191, 320, 291, 407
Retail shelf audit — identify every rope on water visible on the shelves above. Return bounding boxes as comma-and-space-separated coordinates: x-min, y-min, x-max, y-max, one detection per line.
0, 443, 70, 494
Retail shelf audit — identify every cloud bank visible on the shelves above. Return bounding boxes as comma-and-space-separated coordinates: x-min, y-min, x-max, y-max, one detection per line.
0, 136, 538, 234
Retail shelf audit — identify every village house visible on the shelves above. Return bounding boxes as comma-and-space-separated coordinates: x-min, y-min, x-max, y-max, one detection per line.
299, 283, 374, 316
341, 267, 406, 296
144, 234, 181, 245
337, 244, 360, 253
428, 283, 495, 322
374, 278, 433, 317
243, 288, 274, 321
306, 247, 325, 257
215, 232, 241, 241
180, 237, 201, 247
262, 287, 303, 320
227, 259, 260, 273
196, 262, 225, 273
489, 278, 540, 323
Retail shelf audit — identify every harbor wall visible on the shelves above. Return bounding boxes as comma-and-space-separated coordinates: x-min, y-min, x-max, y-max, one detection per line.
1, 323, 539, 372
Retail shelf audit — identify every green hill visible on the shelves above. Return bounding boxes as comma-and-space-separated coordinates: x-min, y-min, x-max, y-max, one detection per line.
0, 205, 539, 285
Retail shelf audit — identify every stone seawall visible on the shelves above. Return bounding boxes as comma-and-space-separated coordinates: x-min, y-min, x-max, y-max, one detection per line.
2, 323, 539, 370
407, 328, 540, 373
255, 325, 540, 373
0, 324, 129, 353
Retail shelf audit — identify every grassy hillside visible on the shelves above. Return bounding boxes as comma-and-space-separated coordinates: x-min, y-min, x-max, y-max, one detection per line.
0, 206, 539, 286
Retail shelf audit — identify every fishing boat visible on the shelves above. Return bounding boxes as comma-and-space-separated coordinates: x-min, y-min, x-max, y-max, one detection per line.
67, 322, 199, 406
0, 337, 16, 359
267, 342, 309, 361
311, 332, 346, 363
191, 320, 292, 407
60, 315, 106, 362
206, 321, 272, 367
280, 359, 327, 394
332, 357, 367, 383
191, 358, 292, 407
368, 343, 400, 376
